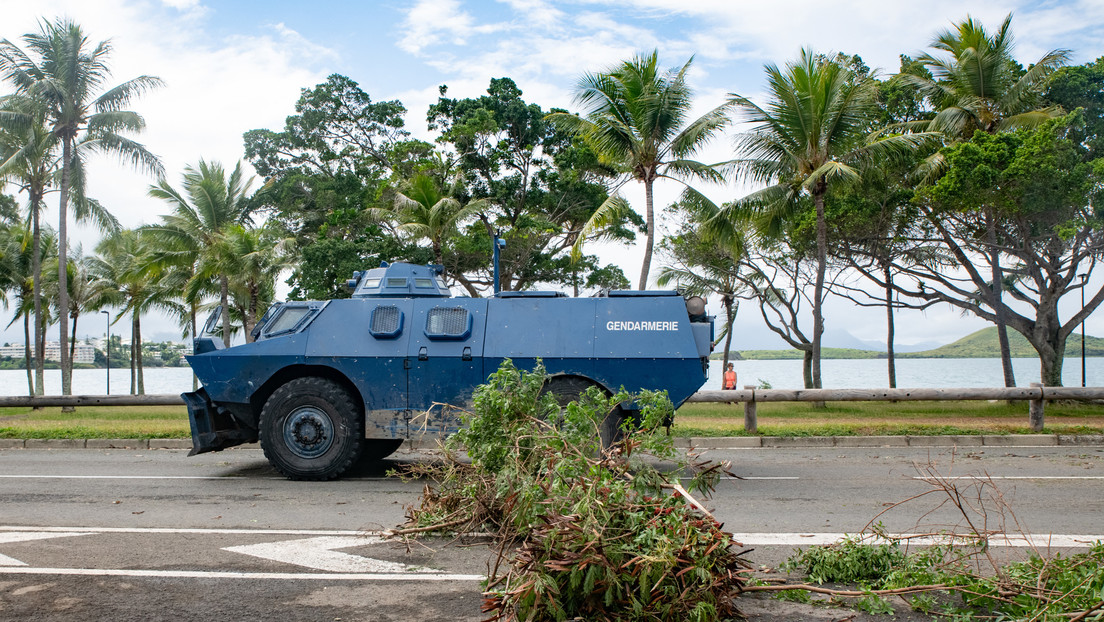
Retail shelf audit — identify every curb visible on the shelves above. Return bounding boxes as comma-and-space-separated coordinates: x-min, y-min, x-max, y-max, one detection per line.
1, 435, 1101, 450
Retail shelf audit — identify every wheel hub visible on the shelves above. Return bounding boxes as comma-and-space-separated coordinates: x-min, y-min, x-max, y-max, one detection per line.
284, 406, 335, 459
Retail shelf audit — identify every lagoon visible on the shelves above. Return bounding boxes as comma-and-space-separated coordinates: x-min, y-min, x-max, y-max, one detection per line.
3, 357, 1104, 397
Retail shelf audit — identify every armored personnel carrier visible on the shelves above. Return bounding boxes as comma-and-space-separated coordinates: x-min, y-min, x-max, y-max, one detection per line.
183, 262, 714, 480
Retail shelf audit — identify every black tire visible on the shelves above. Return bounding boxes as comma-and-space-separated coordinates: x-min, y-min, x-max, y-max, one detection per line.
362, 438, 403, 461
259, 377, 363, 480
540, 376, 623, 449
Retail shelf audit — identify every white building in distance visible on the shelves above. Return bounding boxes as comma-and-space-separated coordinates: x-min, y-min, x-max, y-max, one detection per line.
0, 342, 96, 364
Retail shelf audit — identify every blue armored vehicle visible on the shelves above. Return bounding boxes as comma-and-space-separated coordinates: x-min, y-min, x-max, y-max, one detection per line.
183, 262, 714, 480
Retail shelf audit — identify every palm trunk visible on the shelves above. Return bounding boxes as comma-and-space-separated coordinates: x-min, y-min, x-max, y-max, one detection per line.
885, 263, 896, 389
58, 138, 72, 396
31, 196, 44, 396
69, 314, 78, 364
191, 306, 198, 390
135, 315, 144, 395
61, 313, 79, 413
638, 177, 655, 290
23, 314, 32, 396
220, 276, 231, 348
244, 285, 259, 344
130, 319, 137, 395
812, 185, 827, 394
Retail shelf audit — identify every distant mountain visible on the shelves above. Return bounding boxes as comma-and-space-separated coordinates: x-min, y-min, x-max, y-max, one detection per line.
901, 327, 1104, 358
723, 326, 1104, 360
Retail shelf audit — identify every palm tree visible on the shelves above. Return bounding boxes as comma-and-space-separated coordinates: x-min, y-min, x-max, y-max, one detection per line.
720, 49, 935, 389
903, 14, 1070, 140
145, 160, 255, 347
215, 224, 291, 342
89, 230, 178, 395
900, 15, 1069, 388
0, 99, 57, 395
0, 17, 163, 395
0, 219, 56, 395
371, 174, 485, 266
548, 50, 731, 289
56, 249, 114, 367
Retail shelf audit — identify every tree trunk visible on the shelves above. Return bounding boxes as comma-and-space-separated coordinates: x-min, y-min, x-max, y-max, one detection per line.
1038, 340, 1064, 387
220, 276, 231, 347
58, 138, 72, 396
244, 285, 259, 344
23, 314, 32, 396
135, 315, 144, 395
130, 317, 137, 395
69, 314, 77, 364
191, 306, 199, 391
638, 177, 655, 290
31, 196, 44, 396
885, 263, 896, 389
61, 314, 78, 413
721, 295, 736, 370
987, 212, 1015, 387
802, 349, 814, 389
811, 185, 827, 395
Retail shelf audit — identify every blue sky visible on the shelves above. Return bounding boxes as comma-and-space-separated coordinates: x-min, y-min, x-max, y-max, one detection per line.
2, 0, 1103, 349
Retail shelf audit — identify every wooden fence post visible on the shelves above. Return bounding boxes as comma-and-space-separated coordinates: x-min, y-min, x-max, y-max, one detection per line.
743, 385, 757, 434
1029, 382, 1044, 432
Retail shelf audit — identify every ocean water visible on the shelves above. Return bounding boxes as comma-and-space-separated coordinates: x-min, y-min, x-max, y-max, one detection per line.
2, 357, 1103, 397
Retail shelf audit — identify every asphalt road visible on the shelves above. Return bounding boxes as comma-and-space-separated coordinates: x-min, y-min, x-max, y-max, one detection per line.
1, 444, 1101, 621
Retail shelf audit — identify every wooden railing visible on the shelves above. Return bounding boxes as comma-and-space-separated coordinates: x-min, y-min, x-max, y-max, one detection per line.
3, 384, 1103, 433
687, 384, 1104, 433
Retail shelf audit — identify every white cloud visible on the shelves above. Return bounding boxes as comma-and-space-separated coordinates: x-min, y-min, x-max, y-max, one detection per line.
399, 0, 490, 53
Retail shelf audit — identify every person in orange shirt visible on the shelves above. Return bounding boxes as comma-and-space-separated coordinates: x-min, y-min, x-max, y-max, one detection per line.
722, 363, 737, 390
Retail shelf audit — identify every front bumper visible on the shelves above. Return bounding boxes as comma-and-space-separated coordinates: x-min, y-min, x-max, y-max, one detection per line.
182, 388, 256, 456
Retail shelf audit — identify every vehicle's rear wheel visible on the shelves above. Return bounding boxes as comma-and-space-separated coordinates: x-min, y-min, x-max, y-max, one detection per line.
260, 377, 363, 480
540, 376, 624, 449
362, 438, 403, 461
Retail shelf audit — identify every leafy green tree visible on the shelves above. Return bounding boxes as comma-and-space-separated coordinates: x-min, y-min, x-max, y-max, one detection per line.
900, 14, 1070, 386
859, 117, 1104, 386
430, 77, 632, 294
244, 74, 431, 298
1046, 57, 1104, 160
658, 200, 747, 371
548, 51, 729, 288
718, 49, 933, 389
146, 160, 254, 347
0, 18, 162, 394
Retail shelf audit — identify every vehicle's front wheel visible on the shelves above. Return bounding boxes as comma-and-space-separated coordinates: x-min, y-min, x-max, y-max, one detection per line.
260, 377, 363, 480
540, 376, 624, 449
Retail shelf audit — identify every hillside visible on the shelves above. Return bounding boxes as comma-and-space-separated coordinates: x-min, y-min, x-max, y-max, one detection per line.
900, 327, 1104, 358
720, 327, 1104, 360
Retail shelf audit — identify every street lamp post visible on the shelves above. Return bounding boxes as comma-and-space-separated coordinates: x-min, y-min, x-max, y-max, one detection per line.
1080, 274, 1088, 388
102, 310, 110, 395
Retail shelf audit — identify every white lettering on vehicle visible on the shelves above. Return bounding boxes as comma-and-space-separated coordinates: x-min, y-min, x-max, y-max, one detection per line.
605, 321, 680, 331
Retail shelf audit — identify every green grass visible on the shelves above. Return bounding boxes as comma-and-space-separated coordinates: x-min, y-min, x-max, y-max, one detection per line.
0, 406, 191, 439
672, 400, 1104, 437
1, 401, 1102, 440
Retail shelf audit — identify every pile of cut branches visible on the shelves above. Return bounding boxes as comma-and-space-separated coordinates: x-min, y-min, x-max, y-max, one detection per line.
763, 461, 1104, 620
393, 360, 750, 622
